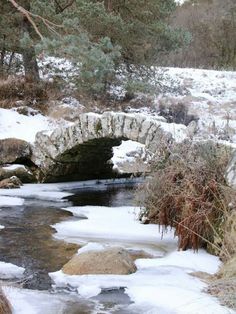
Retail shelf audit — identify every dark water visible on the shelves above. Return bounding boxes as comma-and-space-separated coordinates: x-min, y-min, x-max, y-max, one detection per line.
0, 181, 138, 313
67, 185, 135, 207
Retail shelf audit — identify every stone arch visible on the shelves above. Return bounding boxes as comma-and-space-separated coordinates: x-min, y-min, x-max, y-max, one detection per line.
32, 112, 171, 182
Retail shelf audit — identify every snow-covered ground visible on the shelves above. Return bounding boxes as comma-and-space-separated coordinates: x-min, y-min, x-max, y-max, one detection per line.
161, 68, 236, 144
0, 108, 70, 143
49, 204, 234, 314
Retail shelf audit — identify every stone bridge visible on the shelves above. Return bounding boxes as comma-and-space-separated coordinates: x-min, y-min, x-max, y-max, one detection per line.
33, 112, 172, 182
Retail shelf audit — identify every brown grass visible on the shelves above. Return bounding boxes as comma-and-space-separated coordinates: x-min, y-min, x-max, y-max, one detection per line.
0, 289, 12, 314
0, 76, 63, 114
137, 141, 234, 256
0, 77, 46, 101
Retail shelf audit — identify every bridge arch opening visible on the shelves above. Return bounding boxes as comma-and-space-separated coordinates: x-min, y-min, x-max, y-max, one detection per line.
43, 137, 130, 182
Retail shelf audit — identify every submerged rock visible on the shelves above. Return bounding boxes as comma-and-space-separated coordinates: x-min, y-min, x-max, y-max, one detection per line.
0, 176, 22, 189
62, 247, 137, 275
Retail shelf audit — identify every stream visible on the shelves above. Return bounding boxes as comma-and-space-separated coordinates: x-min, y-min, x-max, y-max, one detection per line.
0, 179, 146, 313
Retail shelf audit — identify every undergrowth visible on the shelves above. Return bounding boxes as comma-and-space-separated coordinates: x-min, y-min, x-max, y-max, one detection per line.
0, 76, 63, 113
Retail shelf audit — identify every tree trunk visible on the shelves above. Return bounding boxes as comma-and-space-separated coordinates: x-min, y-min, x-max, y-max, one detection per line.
104, 0, 112, 12
21, 0, 40, 82
22, 44, 40, 82
0, 35, 6, 77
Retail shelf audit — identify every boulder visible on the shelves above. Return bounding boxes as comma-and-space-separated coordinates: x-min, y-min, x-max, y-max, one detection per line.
0, 138, 31, 165
0, 165, 36, 183
62, 247, 137, 275
0, 176, 22, 189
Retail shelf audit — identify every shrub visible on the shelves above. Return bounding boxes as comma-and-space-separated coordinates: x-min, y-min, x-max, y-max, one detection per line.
137, 140, 234, 256
0, 77, 47, 103
158, 102, 198, 126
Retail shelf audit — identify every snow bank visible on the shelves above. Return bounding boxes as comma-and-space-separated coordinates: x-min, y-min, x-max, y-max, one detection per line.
53, 205, 176, 246
50, 246, 231, 314
0, 261, 25, 279
0, 108, 70, 143
0, 196, 24, 207
2, 164, 28, 171
50, 203, 232, 313
112, 140, 146, 165
3, 287, 70, 314
0, 183, 72, 202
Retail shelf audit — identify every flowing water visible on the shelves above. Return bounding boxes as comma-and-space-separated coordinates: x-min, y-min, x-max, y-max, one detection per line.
0, 180, 140, 313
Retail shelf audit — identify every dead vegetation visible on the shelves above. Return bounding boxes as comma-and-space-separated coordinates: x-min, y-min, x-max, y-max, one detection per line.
158, 101, 198, 126
0, 76, 62, 114
137, 140, 234, 257
0, 289, 12, 314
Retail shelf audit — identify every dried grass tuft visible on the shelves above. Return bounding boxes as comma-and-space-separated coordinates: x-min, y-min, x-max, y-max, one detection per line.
137, 141, 234, 257
0, 288, 12, 314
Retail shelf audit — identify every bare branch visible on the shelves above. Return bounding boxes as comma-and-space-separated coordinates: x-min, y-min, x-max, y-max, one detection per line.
54, 0, 75, 13
8, 0, 44, 39
8, 0, 63, 40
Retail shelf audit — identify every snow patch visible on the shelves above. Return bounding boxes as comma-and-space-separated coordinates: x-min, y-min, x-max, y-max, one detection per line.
0, 108, 70, 143
0, 183, 72, 202
0, 196, 24, 207
0, 261, 25, 279
53, 206, 176, 245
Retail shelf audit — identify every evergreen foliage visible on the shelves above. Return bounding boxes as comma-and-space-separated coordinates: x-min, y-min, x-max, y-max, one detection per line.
0, 0, 186, 94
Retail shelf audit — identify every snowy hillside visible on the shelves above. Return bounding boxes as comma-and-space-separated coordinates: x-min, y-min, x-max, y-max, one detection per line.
1, 66, 236, 147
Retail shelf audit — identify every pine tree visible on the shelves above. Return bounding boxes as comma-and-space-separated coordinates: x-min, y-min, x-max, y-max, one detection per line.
1, 0, 186, 93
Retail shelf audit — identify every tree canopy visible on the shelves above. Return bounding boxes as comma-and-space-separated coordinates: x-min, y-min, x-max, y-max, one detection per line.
1, 0, 186, 94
